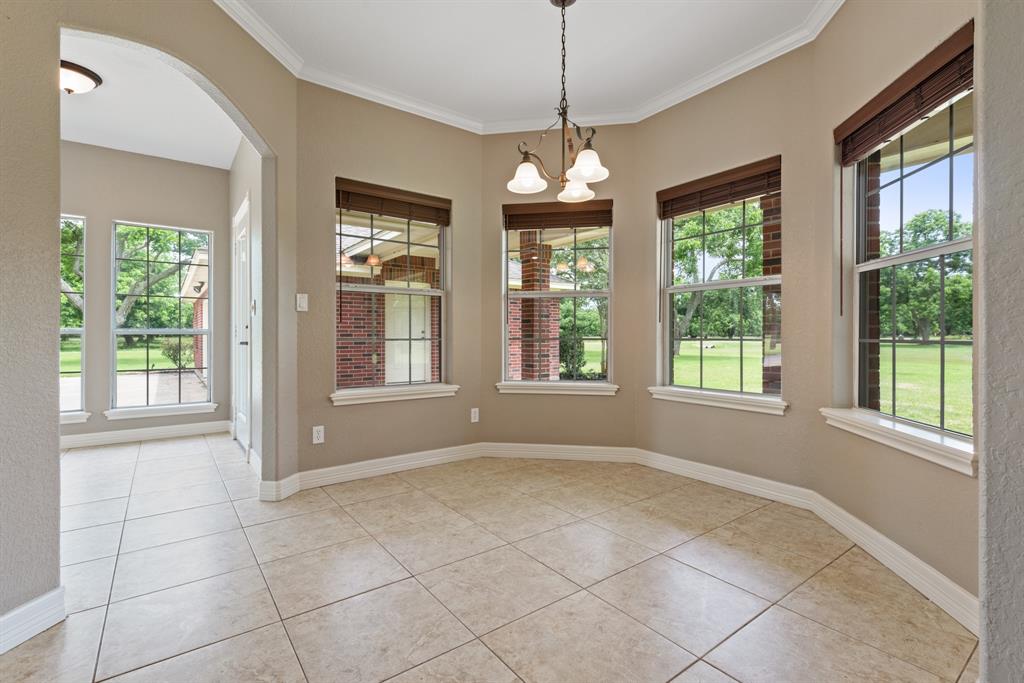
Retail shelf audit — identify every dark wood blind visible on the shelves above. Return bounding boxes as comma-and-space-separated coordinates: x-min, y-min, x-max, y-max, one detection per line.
336, 178, 451, 225
656, 157, 781, 220
503, 200, 613, 230
834, 21, 973, 166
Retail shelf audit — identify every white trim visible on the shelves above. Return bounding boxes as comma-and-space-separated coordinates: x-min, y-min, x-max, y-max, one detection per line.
232, 194, 251, 228
213, 0, 843, 135
59, 411, 91, 425
247, 448, 262, 478
330, 383, 460, 406
104, 402, 219, 421
853, 235, 973, 273
820, 408, 976, 477
258, 473, 300, 502
649, 386, 788, 416
0, 587, 65, 655
278, 439, 977, 635
60, 420, 231, 449
495, 381, 620, 396
667, 274, 783, 294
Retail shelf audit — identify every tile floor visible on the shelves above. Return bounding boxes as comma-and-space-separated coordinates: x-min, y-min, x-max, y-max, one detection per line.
0, 434, 979, 683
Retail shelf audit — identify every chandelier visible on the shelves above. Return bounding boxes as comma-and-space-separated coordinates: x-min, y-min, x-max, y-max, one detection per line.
506, 0, 609, 203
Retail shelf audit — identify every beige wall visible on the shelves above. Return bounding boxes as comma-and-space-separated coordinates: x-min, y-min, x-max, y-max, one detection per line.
60, 141, 231, 434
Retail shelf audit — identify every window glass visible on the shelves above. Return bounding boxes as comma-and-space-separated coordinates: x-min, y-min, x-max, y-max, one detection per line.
60, 217, 85, 412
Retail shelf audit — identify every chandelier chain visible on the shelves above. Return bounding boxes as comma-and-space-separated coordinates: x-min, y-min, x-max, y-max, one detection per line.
559, 2, 567, 112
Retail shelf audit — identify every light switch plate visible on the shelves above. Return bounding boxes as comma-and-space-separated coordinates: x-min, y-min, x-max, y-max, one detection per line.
296, 293, 309, 312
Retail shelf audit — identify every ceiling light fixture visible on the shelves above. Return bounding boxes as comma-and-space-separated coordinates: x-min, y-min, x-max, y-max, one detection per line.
60, 60, 103, 95
506, 0, 608, 203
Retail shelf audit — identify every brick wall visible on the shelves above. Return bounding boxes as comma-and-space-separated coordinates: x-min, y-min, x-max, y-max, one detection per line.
508, 231, 561, 380
861, 154, 882, 409
192, 297, 204, 371
761, 193, 783, 394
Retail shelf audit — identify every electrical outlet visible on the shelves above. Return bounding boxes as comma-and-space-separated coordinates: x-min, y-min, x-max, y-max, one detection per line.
296, 293, 309, 312
312, 425, 325, 444
470, 408, 479, 423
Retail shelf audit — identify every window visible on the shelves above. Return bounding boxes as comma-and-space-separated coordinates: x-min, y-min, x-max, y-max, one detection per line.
502, 201, 612, 384
60, 216, 86, 413
335, 179, 450, 391
855, 92, 973, 436
656, 158, 782, 397
112, 223, 212, 408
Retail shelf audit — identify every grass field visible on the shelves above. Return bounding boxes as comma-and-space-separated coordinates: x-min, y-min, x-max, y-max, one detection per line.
589, 338, 972, 436
60, 338, 179, 372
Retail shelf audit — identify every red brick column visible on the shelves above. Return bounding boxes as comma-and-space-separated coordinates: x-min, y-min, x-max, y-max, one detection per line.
761, 193, 782, 394
861, 155, 882, 409
192, 298, 204, 370
519, 231, 560, 380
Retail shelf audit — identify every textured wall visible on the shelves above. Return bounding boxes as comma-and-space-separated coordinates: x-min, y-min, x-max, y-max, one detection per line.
978, 0, 1024, 676
60, 141, 231, 435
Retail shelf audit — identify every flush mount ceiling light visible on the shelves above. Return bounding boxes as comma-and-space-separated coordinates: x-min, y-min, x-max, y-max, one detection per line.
506, 0, 609, 203
60, 60, 103, 95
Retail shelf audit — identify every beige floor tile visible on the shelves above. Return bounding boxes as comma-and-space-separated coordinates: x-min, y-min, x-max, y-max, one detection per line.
724, 503, 853, 563
762, 500, 820, 520
125, 480, 228, 519
0, 606, 105, 683
376, 519, 505, 574
343, 489, 468, 534
423, 481, 523, 513
224, 476, 259, 500
284, 578, 473, 682
780, 547, 977, 679
483, 591, 695, 683
244, 507, 366, 563
119, 501, 239, 553
61, 556, 115, 614
95, 567, 279, 680
133, 453, 215, 476
706, 606, 940, 682
587, 499, 710, 553
958, 646, 979, 683
61, 460, 135, 485
323, 473, 414, 505
607, 467, 694, 499
514, 520, 655, 586
217, 460, 257, 482
667, 526, 828, 601
418, 545, 578, 635
530, 479, 641, 517
670, 661, 737, 682
462, 496, 577, 542
233, 487, 338, 526
61, 521, 122, 566
591, 556, 769, 655
111, 528, 255, 602
61, 477, 134, 507
138, 436, 209, 461
62, 443, 140, 466
212, 446, 247, 464
389, 640, 520, 683
397, 461, 483, 489
130, 464, 222, 495
60, 497, 127, 532
261, 535, 409, 618
107, 623, 305, 683
489, 463, 584, 493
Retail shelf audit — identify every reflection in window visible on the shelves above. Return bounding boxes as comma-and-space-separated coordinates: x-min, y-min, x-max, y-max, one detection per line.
60, 216, 86, 412
112, 223, 212, 407
504, 225, 611, 382
856, 92, 973, 435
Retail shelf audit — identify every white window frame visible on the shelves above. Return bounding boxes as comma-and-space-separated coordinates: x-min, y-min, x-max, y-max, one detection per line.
330, 210, 458, 406
651, 204, 787, 416
107, 220, 216, 416
497, 225, 618, 396
59, 214, 89, 423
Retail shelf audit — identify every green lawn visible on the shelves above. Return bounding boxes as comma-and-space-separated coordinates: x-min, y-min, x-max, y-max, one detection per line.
60, 338, 177, 372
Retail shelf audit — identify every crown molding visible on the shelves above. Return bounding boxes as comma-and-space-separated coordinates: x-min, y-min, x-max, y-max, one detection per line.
212, 0, 304, 75
215, 0, 844, 135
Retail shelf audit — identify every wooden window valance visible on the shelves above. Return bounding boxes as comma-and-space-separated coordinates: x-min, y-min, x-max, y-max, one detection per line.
502, 200, 613, 230
656, 156, 781, 220
336, 178, 451, 225
834, 21, 974, 166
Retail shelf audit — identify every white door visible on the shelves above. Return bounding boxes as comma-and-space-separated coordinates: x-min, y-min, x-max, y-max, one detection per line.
232, 200, 252, 451
385, 282, 430, 384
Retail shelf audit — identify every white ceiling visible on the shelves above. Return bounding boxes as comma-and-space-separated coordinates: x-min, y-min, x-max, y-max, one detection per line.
60, 33, 242, 169
215, 0, 843, 134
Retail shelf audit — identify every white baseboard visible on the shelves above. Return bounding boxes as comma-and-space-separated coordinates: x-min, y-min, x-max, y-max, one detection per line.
60, 420, 232, 449
261, 440, 978, 635
247, 448, 262, 478
0, 586, 65, 655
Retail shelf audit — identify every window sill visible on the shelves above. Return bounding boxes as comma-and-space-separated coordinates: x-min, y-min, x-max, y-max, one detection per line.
495, 381, 620, 396
330, 383, 460, 406
60, 411, 91, 425
648, 386, 788, 416
104, 403, 219, 421
819, 407, 975, 477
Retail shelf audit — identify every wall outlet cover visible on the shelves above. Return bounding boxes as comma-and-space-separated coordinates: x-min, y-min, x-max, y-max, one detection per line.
312, 425, 325, 444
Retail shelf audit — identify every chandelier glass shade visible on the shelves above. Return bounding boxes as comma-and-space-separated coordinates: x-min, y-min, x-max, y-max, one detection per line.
506, 0, 609, 203
60, 60, 102, 95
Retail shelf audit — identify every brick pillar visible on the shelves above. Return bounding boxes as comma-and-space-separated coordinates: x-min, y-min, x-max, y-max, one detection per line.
192, 298, 204, 370
861, 154, 882, 409
761, 193, 782, 394
336, 277, 385, 388
519, 231, 560, 380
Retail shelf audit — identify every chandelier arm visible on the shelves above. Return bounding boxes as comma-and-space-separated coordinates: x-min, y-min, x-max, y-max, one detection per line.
524, 152, 560, 182
515, 113, 564, 156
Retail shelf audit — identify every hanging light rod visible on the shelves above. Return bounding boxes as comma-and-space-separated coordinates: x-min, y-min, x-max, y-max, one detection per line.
506, 0, 609, 203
